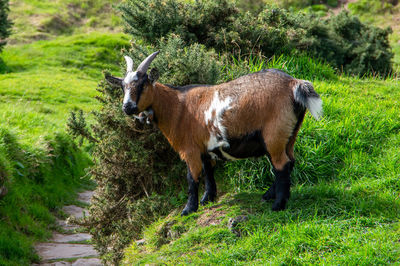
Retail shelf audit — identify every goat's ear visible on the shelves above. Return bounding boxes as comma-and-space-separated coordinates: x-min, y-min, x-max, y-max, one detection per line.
148, 68, 159, 85
105, 73, 123, 88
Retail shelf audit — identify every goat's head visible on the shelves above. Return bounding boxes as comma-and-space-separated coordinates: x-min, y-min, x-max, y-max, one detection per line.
106, 51, 160, 115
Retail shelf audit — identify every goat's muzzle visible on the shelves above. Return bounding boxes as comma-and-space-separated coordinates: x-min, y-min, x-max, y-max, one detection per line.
123, 102, 138, 116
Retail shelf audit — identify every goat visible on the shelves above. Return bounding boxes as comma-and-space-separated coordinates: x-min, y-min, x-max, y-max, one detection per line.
106, 51, 323, 215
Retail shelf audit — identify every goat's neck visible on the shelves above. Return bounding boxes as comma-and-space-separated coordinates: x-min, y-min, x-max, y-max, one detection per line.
151, 83, 182, 139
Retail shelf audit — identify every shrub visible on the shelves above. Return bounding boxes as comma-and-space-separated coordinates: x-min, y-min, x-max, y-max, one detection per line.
119, 0, 393, 76
129, 34, 221, 85
0, 0, 12, 52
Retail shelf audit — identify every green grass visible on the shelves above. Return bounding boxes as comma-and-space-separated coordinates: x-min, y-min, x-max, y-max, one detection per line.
122, 73, 400, 264
0, 32, 130, 145
8, 0, 123, 44
0, 32, 130, 265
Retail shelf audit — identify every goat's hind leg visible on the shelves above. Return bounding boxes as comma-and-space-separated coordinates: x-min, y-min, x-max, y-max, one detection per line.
263, 132, 293, 211
271, 161, 293, 211
200, 158, 217, 205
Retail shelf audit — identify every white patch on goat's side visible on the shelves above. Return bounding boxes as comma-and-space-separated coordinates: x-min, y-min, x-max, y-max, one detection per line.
124, 71, 138, 84
123, 88, 132, 105
205, 91, 232, 151
307, 97, 323, 120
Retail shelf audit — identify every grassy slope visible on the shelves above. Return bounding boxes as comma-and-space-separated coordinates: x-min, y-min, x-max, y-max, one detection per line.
8, 0, 122, 44
0, 32, 130, 145
122, 74, 400, 264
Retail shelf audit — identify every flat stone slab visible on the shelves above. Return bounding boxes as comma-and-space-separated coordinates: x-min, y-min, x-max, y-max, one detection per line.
56, 218, 79, 231
35, 243, 98, 261
72, 258, 102, 266
63, 205, 88, 219
51, 233, 92, 243
77, 191, 95, 204
33, 258, 102, 266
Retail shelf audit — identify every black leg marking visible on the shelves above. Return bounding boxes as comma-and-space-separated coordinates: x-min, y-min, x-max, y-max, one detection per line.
262, 181, 276, 201
271, 161, 294, 211
200, 159, 217, 205
181, 167, 199, 216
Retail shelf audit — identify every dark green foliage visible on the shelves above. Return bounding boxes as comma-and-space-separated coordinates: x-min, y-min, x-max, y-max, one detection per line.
120, 0, 238, 49
129, 34, 221, 85
0, 128, 91, 265
120, 0, 393, 76
0, 0, 11, 52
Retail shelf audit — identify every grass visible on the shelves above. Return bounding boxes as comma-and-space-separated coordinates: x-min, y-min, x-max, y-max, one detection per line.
0, 32, 130, 265
0, 32, 130, 145
122, 70, 400, 264
8, 0, 123, 44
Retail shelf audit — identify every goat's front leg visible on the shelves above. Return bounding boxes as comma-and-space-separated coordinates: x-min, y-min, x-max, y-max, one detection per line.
181, 167, 199, 216
200, 158, 217, 205
181, 156, 202, 216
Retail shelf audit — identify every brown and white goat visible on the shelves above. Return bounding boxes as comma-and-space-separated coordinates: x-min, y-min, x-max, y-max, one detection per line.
106, 52, 323, 215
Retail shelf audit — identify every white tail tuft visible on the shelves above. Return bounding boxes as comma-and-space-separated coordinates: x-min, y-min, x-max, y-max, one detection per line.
307, 97, 323, 120
293, 80, 323, 120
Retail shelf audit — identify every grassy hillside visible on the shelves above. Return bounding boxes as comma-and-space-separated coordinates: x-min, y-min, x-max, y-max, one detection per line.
8, 0, 122, 44
123, 74, 400, 264
0, 32, 130, 145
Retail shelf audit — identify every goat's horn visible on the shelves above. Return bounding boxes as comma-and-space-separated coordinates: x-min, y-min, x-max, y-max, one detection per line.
124, 56, 134, 72
136, 51, 159, 74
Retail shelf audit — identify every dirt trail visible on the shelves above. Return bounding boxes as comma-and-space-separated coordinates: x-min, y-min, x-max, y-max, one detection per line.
33, 191, 101, 266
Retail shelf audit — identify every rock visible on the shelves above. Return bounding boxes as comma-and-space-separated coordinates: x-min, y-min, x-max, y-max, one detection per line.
72, 258, 102, 266
136, 239, 145, 246
63, 205, 88, 219
56, 218, 79, 231
77, 191, 95, 204
228, 215, 249, 236
32, 258, 102, 266
0, 186, 8, 198
35, 243, 98, 261
51, 233, 92, 243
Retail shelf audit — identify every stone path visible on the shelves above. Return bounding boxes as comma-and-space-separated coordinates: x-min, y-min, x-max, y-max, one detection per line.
33, 191, 102, 266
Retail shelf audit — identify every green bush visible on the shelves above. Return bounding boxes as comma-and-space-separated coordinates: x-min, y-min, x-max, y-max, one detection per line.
119, 0, 393, 76
129, 34, 221, 85
0, 0, 12, 52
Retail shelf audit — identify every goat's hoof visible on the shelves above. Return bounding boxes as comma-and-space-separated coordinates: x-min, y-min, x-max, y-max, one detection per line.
262, 192, 275, 201
200, 193, 216, 206
271, 199, 287, 211
181, 205, 198, 216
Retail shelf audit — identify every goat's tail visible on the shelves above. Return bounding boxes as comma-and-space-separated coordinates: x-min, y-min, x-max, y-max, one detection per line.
293, 80, 323, 120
